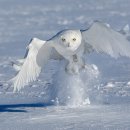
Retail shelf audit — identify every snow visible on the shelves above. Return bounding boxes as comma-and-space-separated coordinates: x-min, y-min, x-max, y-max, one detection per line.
1, 105, 130, 130
0, 0, 130, 129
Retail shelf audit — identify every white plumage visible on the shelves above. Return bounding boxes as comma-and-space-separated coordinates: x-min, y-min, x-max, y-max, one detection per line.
82, 22, 130, 58
11, 21, 130, 92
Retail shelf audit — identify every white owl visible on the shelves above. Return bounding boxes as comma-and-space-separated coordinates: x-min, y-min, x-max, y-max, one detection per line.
11, 21, 130, 92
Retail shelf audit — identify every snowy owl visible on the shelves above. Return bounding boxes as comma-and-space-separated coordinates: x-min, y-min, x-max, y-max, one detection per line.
11, 21, 130, 92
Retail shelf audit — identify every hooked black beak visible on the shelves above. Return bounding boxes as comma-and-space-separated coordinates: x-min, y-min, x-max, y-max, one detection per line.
67, 43, 70, 47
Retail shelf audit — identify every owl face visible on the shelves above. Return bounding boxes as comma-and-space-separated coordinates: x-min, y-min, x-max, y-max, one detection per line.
57, 30, 82, 51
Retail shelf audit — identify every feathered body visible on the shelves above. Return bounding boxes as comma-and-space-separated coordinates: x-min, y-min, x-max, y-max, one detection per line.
10, 21, 130, 92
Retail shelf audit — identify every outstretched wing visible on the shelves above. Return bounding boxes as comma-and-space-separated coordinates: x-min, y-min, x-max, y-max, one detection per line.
81, 21, 130, 58
11, 38, 61, 92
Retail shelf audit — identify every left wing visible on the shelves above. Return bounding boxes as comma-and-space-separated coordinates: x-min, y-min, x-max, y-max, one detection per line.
81, 21, 130, 58
11, 38, 62, 92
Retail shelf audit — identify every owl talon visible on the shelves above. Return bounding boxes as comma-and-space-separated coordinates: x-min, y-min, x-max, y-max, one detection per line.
83, 64, 88, 69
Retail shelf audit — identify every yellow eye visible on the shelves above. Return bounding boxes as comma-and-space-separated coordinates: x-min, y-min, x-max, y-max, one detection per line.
73, 38, 76, 41
62, 38, 66, 42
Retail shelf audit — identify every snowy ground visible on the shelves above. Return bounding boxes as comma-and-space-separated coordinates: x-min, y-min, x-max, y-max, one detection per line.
1, 0, 130, 130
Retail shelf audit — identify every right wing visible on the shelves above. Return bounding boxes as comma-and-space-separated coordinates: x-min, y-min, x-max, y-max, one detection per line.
82, 21, 130, 58
11, 38, 61, 92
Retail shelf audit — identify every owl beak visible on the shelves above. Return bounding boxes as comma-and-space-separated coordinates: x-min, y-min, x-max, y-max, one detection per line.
67, 43, 70, 47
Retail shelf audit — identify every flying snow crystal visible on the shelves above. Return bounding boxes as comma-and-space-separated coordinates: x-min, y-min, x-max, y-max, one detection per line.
52, 61, 99, 106
10, 21, 130, 105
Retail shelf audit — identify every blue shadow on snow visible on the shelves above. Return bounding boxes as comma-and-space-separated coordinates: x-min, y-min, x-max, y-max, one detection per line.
0, 103, 53, 113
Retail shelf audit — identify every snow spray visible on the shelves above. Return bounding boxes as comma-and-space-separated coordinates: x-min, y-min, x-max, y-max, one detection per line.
51, 61, 100, 107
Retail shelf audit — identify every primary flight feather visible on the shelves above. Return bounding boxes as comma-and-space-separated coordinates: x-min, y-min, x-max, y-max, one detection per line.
11, 21, 130, 92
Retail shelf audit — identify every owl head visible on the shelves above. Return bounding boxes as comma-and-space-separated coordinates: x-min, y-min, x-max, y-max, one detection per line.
57, 30, 82, 51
